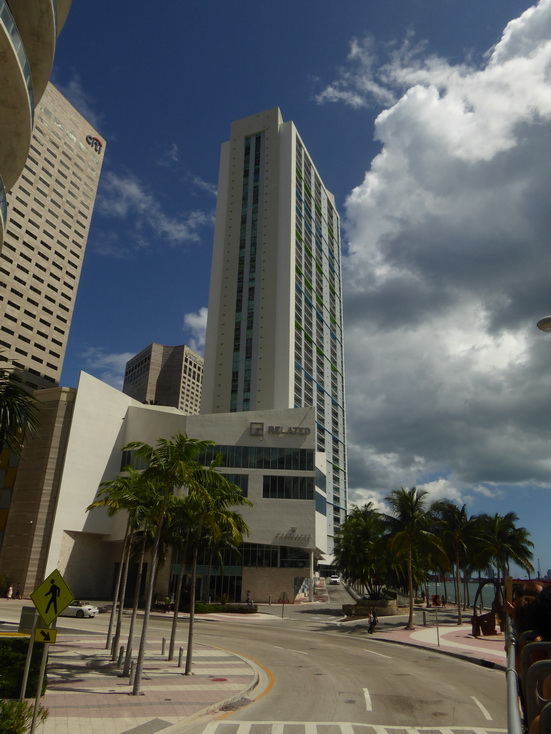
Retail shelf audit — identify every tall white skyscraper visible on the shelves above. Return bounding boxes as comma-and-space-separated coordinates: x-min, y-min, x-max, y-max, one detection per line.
202, 108, 347, 549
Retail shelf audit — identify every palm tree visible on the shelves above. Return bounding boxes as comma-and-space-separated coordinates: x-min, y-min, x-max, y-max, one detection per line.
202, 524, 244, 604
333, 503, 385, 598
0, 365, 40, 456
181, 461, 251, 675
87, 467, 160, 652
163, 499, 193, 662
431, 500, 479, 624
383, 487, 445, 630
477, 512, 534, 587
122, 433, 233, 695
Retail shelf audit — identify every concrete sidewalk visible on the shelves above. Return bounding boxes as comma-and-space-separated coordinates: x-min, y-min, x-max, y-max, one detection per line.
39, 625, 261, 734
335, 604, 507, 670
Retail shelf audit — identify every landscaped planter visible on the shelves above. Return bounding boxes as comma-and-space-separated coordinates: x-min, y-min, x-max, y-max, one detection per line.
342, 599, 398, 617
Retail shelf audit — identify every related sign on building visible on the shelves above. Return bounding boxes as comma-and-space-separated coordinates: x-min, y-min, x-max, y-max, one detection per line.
31, 570, 74, 625
34, 628, 57, 644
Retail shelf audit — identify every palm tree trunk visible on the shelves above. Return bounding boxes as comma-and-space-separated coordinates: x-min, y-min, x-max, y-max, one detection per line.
406, 543, 415, 630
168, 547, 187, 661
184, 540, 200, 674
204, 549, 214, 603
123, 535, 146, 676
106, 522, 130, 650
112, 535, 132, 660
132, 514, 164, 696
454, 547, 462, 625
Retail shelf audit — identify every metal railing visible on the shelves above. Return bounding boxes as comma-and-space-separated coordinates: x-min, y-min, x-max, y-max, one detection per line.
505, 622, 524, 734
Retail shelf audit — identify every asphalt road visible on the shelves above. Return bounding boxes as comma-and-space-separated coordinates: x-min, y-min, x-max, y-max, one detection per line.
0, 590, 507, 734
182, 611, 506, 734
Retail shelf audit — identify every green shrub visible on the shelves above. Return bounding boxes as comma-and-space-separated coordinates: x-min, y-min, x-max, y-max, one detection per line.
0, 699, 48, 734
0, 639, 46, 698
194, 602, 257, 614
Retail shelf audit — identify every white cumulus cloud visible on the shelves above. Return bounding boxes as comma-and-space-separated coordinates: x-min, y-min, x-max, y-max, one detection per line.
96, 172, 213, 251
327, 0, 551, 512
183, 307, 208, 354
78, 348, 135, 390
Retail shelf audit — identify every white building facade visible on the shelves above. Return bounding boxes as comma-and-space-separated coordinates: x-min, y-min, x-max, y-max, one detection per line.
1, 372, 327, 603
202, 109, 347, 551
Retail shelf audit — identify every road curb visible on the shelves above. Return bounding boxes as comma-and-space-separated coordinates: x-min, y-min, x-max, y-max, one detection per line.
161, 647, 264, 733
372, 634, 507, 672
328, 620, 507, 672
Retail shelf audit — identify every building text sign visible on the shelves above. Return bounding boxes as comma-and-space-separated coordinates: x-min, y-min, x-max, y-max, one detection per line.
250, 422, 310, 437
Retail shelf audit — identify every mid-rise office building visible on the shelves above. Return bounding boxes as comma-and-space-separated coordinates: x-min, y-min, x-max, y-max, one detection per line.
202, 108, 347, 550
0, 83, 105, 390
123, 343, 203, 414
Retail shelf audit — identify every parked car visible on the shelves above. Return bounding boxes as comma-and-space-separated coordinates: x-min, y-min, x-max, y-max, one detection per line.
329, 575, 340, 585
60, 600, 99, 618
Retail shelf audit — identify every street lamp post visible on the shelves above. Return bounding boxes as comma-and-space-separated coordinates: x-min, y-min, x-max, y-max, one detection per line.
537, 316, 551, 333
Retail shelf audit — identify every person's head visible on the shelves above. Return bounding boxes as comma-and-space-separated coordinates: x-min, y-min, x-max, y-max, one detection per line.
532, 584, 551, 639
523, 581, 544, 598
513, 595, 540, 634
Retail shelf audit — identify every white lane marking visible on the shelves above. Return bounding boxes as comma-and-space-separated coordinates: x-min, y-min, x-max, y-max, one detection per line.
340, 724, 355, 734
236, 723, 251, 734
273, 645, 308, 655
471, 696, 493, 721
364, 648, 391, 658
363, 687, 373, 711
273, 726, 284, 734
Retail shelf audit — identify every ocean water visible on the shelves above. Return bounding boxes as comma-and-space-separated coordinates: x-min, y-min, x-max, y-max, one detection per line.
425, 580, 500, 609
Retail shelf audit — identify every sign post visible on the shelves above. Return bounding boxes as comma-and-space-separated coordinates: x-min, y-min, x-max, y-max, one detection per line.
29, 570, 74, 734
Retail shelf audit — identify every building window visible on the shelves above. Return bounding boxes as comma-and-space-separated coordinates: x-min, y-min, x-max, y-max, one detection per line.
262, 475, 314, 500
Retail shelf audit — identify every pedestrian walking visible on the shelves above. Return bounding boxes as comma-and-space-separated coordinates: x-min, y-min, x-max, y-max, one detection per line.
6, 585, 13, 600
369, 609, 378, 633
367, 609, 374, 633
246, 590, 253, 607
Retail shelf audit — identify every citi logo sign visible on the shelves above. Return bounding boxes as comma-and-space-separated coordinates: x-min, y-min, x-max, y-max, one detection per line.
86, 135, 102, 154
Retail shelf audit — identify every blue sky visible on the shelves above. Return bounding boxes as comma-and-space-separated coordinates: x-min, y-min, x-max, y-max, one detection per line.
53, 1, 551, 576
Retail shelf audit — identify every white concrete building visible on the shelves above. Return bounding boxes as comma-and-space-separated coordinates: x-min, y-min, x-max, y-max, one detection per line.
202, 109, 347, 551
2, 372, 327, 603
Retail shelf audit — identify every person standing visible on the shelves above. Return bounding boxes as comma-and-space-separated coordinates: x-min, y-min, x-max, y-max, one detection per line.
6, 586, 13, 600
368, 609, 378, 633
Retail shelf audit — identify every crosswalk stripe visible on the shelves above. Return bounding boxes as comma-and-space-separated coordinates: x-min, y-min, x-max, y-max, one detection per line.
203, 723, 507, 734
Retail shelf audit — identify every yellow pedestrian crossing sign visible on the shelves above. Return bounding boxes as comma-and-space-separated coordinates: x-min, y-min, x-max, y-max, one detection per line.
31, 570, 74, 625
35, 628, 57, 644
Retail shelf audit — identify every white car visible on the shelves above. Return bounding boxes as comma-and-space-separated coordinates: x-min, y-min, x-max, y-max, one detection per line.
328, 575, 340, 585
60, 600, 99, 618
